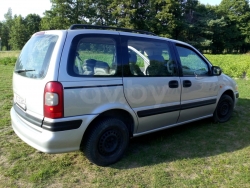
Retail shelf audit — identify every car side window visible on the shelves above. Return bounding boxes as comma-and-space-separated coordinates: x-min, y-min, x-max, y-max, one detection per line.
126, 39, 178, 77
176, 45, 209, 76
68, 36, 117, 76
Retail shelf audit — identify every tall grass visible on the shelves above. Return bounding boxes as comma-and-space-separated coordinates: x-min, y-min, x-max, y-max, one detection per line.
78, 51, 113, 65
0, 51, 20, 58
205, 54, 250, 78
0, 51, 20, 66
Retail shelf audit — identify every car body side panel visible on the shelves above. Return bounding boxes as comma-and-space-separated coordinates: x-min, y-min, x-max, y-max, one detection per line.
216, 73, 238, 105
62, 80, 137, 118
58, 31, 139, 130
123, 77, 181, 133
178, 76, 219, 122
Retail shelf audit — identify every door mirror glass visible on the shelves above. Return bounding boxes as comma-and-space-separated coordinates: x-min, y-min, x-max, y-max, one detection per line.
212, 66, 222, 76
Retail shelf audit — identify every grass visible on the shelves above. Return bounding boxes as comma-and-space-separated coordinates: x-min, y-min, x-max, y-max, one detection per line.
0, 51, 20, 66
205, 54, 250, 78
78, 51, 114, 66
0, 61, 250, 187
0, 51, 20, 58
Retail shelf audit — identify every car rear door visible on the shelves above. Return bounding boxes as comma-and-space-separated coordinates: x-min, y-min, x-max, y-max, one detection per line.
12, 31, 66, 126
121, 35, 181, 134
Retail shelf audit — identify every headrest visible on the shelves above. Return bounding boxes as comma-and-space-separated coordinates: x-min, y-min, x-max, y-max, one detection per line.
84, 59, 96, 66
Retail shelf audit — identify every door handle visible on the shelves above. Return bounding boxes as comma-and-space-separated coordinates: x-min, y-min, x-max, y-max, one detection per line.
183, 80, 192, 88
169, 80, 179, 88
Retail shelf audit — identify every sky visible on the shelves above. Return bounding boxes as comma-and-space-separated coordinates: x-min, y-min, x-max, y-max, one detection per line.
200, 0, 221, 5
0, 0, 51, 21
0, 0, 221, 22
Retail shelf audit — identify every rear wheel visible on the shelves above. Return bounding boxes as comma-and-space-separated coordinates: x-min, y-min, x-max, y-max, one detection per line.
83, 118, 129, 166
213, 95, 234, 123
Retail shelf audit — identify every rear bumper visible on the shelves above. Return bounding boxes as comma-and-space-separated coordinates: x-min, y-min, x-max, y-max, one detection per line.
10, 107, 97, 153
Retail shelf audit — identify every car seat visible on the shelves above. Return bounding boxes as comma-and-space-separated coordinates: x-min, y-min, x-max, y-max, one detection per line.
129, 52, 144, 76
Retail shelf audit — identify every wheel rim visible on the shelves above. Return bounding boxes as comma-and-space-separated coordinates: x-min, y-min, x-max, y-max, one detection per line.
98, 129, 121, 156
218, 101, 230, 118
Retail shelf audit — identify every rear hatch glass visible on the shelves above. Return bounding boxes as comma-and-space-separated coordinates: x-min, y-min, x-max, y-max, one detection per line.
15, 34, 59, 79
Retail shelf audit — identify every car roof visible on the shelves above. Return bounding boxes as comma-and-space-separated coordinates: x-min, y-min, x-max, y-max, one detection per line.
66, 24, 191, 47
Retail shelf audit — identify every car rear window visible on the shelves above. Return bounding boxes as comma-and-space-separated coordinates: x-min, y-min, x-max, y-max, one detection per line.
15, 34, 59, 79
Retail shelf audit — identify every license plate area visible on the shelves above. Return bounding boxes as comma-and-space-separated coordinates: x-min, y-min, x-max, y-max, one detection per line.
14, 94, 26, 110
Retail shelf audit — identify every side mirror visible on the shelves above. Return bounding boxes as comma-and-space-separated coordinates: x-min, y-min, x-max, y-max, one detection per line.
212, 66, 222, 76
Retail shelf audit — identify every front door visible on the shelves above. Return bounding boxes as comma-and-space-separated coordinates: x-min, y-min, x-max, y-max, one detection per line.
175, 45, 219, 123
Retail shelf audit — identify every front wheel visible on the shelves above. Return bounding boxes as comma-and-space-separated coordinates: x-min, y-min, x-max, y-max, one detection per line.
213, 95, 234, 123
83, 118, 129, 166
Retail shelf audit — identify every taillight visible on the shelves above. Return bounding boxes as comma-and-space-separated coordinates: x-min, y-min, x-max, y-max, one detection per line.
44, 81, 64, 119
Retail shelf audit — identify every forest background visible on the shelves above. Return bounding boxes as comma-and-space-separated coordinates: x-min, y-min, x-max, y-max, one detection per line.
0, 0, 250, 54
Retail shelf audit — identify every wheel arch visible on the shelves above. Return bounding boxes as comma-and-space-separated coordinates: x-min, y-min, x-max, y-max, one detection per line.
213, 90, 235, 123
220, 89, 235, 102
80, 109, 136, 148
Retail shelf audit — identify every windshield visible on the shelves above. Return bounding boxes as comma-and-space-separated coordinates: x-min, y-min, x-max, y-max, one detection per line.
15, 34, 59, 79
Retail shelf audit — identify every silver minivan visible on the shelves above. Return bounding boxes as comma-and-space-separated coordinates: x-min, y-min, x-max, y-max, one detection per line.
10, 25, 239, 166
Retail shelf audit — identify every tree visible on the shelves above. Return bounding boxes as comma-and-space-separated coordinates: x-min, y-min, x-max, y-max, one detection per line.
207, 17, 228, 54
41, 0, 87, 30
1, 8, 13, 50
9, 16, 29, 50
24, 14, 41, 38
1, 0, 249, 53
0, 22, 2, 50
82, 0, 115, 26
109, 0, 186, 38
109, 0, 149, 29
179, 3, 213, 50
218, 0, 250, 52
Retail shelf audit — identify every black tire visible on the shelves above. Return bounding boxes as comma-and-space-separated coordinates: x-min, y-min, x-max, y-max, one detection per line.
213, 95, 234, 123
83, 118, 129, 166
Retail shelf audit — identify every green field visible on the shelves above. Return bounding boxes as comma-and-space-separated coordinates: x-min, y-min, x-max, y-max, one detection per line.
205, 54, 250, 78
0, 51, 20, 66
0, 55, 250, 187
0, 51, 20, 58
1, 52, 250, 78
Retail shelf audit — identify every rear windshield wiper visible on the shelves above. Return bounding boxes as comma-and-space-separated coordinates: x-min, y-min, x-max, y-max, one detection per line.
15, 69, 35, 73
